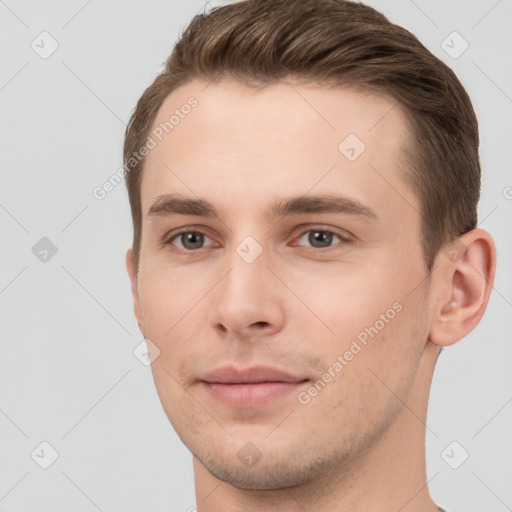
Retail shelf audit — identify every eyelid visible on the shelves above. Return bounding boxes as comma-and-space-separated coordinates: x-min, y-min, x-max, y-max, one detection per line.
292, 223, 354, 241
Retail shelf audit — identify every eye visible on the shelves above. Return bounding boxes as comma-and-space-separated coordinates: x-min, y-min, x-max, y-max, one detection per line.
295, 229, 350, 249
163, 227, 351, 253
166, 230, 215, 251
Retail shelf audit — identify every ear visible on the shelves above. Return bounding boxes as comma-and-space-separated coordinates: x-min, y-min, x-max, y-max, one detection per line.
125, 248, 144, 334
429, 228, 496, 347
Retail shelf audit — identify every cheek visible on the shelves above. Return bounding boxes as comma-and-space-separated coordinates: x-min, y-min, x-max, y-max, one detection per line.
137, 266, 199, 339
137, 267, 211, 394
299, 306, 427, 443
341, 293, 428, 409
298, 265, 428, 394
289, 264, 406, 346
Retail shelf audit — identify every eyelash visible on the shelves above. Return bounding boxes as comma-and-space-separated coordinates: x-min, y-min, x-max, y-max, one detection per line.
162, 227, 352, 253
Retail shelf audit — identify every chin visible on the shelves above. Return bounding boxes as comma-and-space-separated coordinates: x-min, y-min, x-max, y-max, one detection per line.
198, 453, 320, 490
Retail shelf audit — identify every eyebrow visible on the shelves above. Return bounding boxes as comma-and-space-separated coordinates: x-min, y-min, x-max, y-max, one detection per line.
147, 193, 378, 221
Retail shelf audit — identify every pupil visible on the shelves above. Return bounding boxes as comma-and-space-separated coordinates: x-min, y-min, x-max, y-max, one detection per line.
183, 232, 203, 249
309, 231, 332, 248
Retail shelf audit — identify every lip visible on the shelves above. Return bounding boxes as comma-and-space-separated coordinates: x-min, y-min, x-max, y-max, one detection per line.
200, 365, 308, 408
202, 365, 306, 384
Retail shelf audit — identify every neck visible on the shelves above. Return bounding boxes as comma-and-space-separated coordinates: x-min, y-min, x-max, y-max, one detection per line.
193, 341, 442, 512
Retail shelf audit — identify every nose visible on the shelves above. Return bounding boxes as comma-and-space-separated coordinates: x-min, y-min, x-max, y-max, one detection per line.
209, 240, 286, 341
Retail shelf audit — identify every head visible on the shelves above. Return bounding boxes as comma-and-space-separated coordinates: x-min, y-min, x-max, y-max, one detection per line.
124, 0, 495, 493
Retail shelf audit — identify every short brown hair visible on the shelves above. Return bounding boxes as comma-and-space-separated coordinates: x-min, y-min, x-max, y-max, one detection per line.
124, 0, 480, 273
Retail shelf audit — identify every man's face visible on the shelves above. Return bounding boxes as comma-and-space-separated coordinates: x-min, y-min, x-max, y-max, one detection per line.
128, 79, 434, 489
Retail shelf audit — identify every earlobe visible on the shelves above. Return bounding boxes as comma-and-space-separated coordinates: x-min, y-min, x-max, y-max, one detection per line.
429, 229, 496, 347
125, 248, 144, 333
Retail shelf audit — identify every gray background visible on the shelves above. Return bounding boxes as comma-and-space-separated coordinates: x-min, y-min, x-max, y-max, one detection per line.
0, 0, 511, 511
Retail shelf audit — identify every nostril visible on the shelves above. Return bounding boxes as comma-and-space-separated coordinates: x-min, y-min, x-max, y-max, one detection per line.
215, 324, 228, 333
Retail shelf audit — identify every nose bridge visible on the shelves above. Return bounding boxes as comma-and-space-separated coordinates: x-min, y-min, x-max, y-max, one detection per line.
234, 234, 266, 267
223, 233, 270, 303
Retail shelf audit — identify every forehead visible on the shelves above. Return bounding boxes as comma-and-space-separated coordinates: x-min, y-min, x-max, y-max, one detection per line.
150, 79, 408, 151
140, 79, 417, 225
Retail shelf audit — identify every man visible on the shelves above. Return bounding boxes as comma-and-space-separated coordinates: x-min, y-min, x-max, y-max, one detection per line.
124, 1, 496, 510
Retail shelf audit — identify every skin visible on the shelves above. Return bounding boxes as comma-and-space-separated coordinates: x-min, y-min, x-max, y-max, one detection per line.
126, 79, 496, 511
